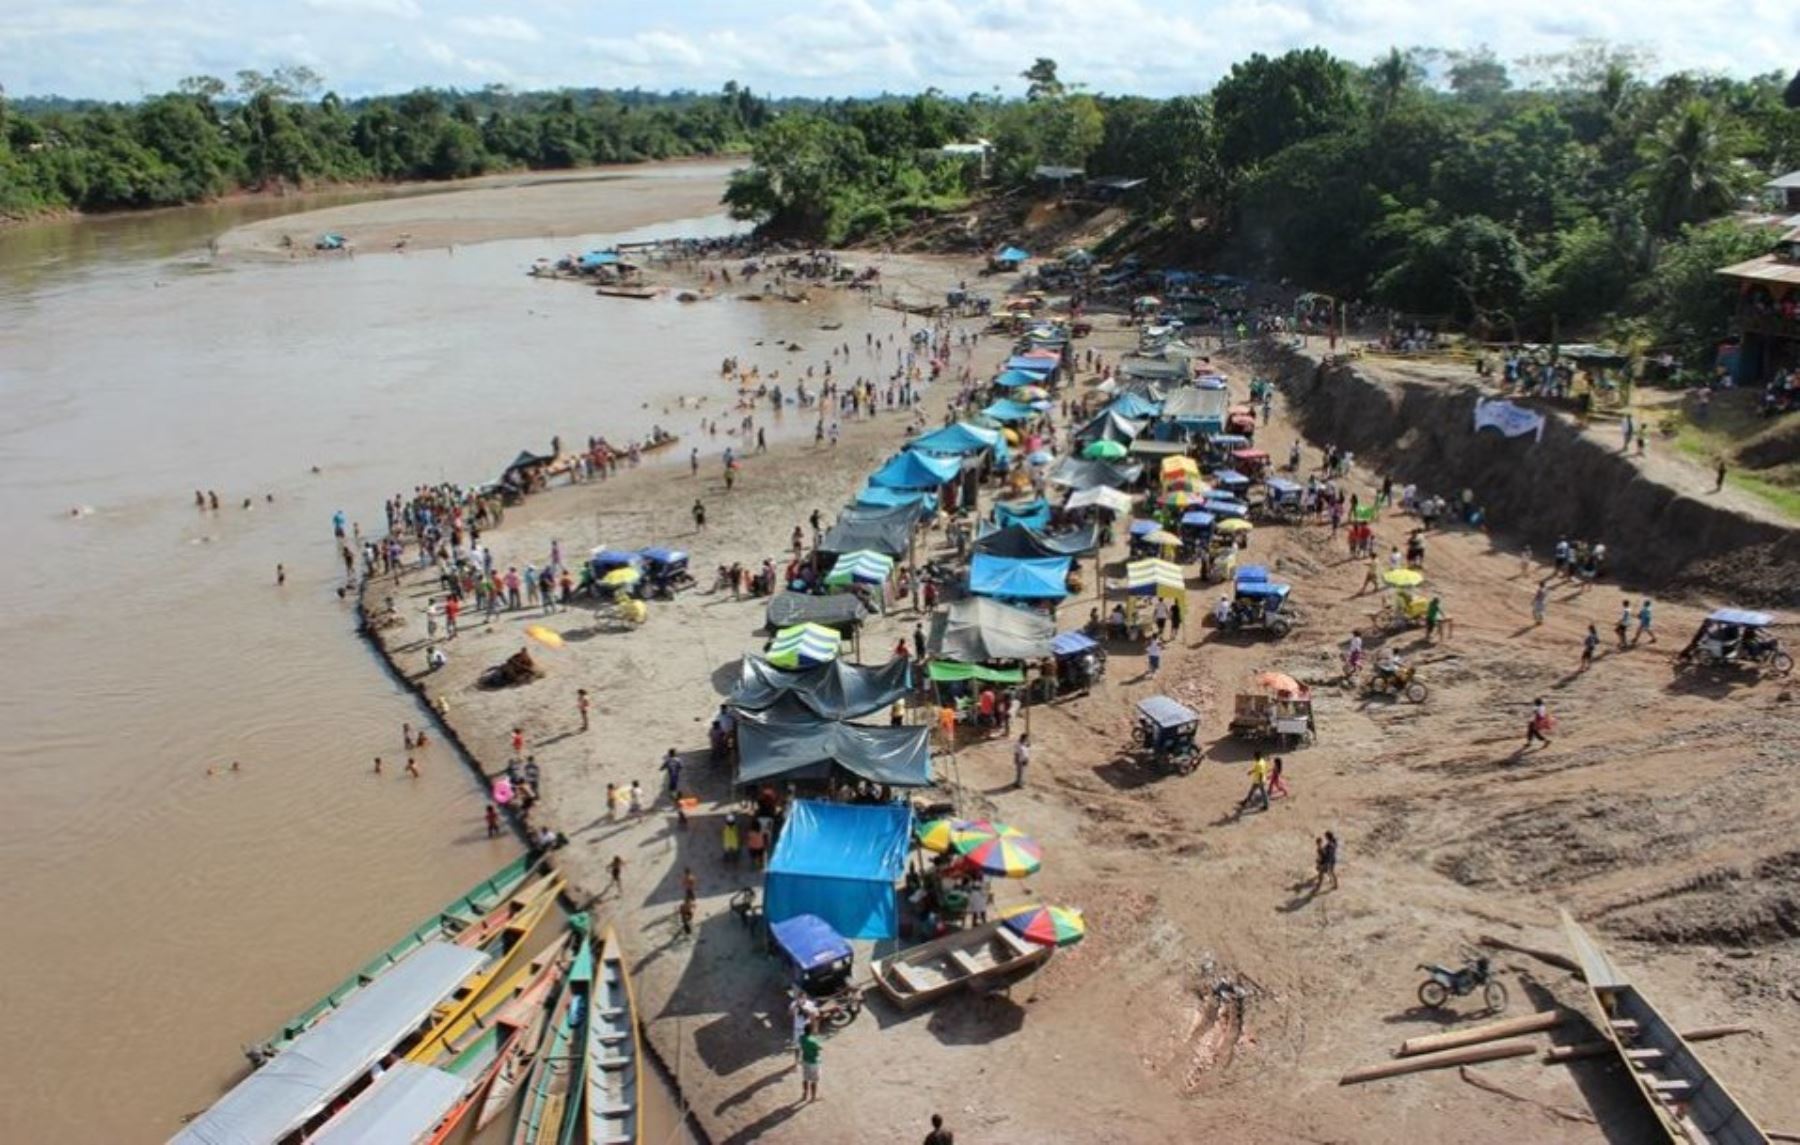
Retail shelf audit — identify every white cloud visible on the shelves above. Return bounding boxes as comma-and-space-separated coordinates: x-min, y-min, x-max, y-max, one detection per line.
0, 0, 1788, 101
449, 15, 541, 43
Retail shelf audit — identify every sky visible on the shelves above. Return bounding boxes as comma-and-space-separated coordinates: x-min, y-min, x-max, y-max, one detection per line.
2, 0, 1793, 101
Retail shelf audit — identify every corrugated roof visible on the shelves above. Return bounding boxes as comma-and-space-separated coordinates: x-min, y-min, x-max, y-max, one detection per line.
1717, 256, 1800, 286
1766, 171, 1800, 190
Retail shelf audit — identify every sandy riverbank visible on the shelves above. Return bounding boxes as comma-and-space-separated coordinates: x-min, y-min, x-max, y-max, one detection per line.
217, 160, 739, 258
360, 251, 1800, 1143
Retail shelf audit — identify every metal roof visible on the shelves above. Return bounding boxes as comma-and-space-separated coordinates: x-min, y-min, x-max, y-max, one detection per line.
172, 942, 486, 1145
308, 1062, 466, 1145
1766, 171, 1800, 190
1717, 255, 1800, 287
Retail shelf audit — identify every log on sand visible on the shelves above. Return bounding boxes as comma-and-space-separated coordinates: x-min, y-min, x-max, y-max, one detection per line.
1341, 1039, 1539, 1086
1398, 1011, 1565, 1057
1543, 1025, 1757, 1064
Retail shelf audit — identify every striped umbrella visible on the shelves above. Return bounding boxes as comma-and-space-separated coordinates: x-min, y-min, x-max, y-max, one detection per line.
824, 550, 896, 587
767, 623, 842, 669
916, 818, 967, 854
951, 820, 1042, 878
999, 903, 1086, 947
1125, 558, 1185, 596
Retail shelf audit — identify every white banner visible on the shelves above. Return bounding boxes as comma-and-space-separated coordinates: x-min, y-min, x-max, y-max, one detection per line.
1473, 398, 1545, 443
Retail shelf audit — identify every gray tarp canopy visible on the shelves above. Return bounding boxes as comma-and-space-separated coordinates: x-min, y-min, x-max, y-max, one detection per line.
1119, 356, 1190, 383
172, 942, 487, 1145
310, 1062, 465, 1145
1160, 386, 1230, 421
732, 656, 912, 720
973, 522, 1099, 559
766, 592, 874, 630
1048, 456, 1144, 490
819, 502, 916, 557
734, 710, 932, 788
1073, 409, 1146, 445
928, 597, 1055, 662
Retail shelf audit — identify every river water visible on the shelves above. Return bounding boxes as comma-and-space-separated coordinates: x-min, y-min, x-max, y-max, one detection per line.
0, 165, 842, 1142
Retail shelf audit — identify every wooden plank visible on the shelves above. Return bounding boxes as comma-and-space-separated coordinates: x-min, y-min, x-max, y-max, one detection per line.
1341, 1039, 1539, 1085
1545, 1026, 1755, 1064
1397, 1011, 1564, 1057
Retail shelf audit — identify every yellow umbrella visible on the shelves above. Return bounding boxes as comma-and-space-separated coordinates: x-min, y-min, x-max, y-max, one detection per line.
916, 818, 965, 854
600, 566, 640, 588
1383, 568, 1424, 588
1215, 518, 1254, 533
1001, 428, 1021, 445
524, 624, 564, 649
1141, 529, 1181, 547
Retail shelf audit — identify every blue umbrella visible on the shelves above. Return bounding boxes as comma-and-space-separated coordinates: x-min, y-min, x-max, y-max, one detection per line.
1027, 450, 1054, 466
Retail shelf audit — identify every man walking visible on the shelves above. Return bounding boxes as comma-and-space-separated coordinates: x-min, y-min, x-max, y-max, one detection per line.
1715, 458, 1727, 492
1525, 698, 1552, 748
1241, 754, 1271, 813
577, 688, 591, 732
1531, 582, 1548, 626
1581, 623, 1600, 671
1634, 599, 1657, 645
1145, 636, 1163, 678
660, 748, 682, 801
1012, 733, 1031, 788
798, 1028, 822, 1102
1615, 600, 1632, 650
1314, 831, 1339, 892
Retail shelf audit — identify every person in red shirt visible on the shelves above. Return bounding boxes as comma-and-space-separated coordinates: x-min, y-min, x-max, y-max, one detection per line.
977, 686, 996, 729
443, 595, 460, 637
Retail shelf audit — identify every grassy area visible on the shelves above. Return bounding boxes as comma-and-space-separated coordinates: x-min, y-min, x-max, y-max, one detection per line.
1659, 390, 1800, 519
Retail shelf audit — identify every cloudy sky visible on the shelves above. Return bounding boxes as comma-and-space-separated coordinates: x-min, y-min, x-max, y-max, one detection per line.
2, 0, 1791, 100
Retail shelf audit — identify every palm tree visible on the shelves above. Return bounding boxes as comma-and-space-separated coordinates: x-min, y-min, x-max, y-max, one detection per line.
1369, 48, 1419, 120
1632, 98, 1750, 237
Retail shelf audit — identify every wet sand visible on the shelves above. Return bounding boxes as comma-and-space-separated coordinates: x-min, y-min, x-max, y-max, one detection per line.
364, 263, 1800, 1143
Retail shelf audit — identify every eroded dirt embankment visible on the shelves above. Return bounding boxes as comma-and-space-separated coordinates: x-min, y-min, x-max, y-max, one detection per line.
1255, 345, 1800, 607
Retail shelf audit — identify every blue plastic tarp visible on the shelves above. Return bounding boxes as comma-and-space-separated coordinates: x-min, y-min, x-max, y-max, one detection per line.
769, 914, 852, 972
993, 369, 1044, 388
1127, 519, 1160, 538
1708, 608, 1774, 626
968, 553, 1070, 601
580, 251, 621, 267
868, 450, 961, 490
764, 800, 911, 941
992, 498, 1051, 531
1204, 499, 1248, 518
982, 399, 1040, 423
1107, 393, 1162, 419
1179, 510, 1216, 528
911, 423, 1000, 456
996, 246, 1030, 263
855, 485, 938, 511
1002, 356, 1056, 374
1236, 565, 1270, 583
1051, 630, 1099, 656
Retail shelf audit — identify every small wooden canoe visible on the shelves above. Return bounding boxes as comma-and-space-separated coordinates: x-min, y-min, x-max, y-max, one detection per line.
872, 922, 1051, 1011
584, 927, 642, 1145
595, 286, 659, 300
475, 936, 578, 1132
513, 934, 594, 1145
407, 876, 563, 1063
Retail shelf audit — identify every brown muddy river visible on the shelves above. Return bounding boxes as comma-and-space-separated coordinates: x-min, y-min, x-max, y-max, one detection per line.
0, 163, 861, 1142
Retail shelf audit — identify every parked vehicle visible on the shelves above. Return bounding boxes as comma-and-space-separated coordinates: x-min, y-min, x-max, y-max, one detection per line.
1416, 950, 1508, 1013
1674, 608, 1793, 676
1132, 695, 1202, 774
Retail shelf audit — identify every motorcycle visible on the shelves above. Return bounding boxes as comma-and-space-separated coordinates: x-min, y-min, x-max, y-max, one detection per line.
1416, 951, 1507, 1013
1363, 664, 1428, 703
810, 985, 863, 1032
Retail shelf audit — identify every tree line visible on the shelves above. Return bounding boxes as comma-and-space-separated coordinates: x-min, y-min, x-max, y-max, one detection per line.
0, 68, 771, 217
724, 49, 1800, 353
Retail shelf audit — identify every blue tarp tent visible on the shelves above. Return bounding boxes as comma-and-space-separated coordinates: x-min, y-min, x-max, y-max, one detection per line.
868, 450, 961, 490
1003, 356, 1056, 374
1107, 392, 1161, 419
982, 399, 1039, 423
968, 553, 1071, 601
995, 246, 1030, 264
855, 485, 938, 511
992, 369, 1044, 389
910, 422, 1000, 456
992, 498, 1051, 531
764, 800, 910, 940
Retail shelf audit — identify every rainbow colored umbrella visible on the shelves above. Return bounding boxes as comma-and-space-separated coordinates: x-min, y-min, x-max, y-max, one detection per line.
999, 902, 1085, 947
915, 818, 966, 854
952, 820, 1042, 877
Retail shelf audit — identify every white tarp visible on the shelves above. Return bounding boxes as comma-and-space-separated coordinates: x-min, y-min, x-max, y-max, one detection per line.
1473, 398, 1546, 442
308, 1063, 466, 1144
171, 942, 486, 1145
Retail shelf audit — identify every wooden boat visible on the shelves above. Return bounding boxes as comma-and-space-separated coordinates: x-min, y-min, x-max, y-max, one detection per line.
595, 285, 660, 300
452, 870, 563, 953
513, 933, 594, 1145
1561, 912, 1768, 1144
583, 927, 642, 1145
422, 931, 578, 1145
476, 927, 583, 1132
406, 875, 564, 1063
251, 855, 539, 1062
418, 923, 571, 1067
872, 922, 1052, 1010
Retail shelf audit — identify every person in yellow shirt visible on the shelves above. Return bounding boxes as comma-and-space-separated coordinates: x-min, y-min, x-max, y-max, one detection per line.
1241, 753, 1271, 813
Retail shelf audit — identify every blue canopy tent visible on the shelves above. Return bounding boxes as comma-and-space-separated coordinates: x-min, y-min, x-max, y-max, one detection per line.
992, 369, 1045, 389
1107, 392, 1161, 420
868, 450, 960, 490
1002, 356, 1056, 374
855, 485, 938, 512
982, 399, 1040, 424
1179, 509, 1216, 531
1051, 630, 1100, 657
993, 246, 1030, 268
992, 498, 1051, 531
910, 422, 1001, 457
764, 800, 911, 940
968, 553, 1071, 602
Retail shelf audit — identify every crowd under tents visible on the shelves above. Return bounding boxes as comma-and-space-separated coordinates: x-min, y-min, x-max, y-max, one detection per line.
735, 711, 931, 791
766, 591, 873, 632
974, 522, 1099, 559
1073, 409, 1146, 445
929, 597, 1056, 662
764, 800, 912, 941
983, 398, 1042, 423
991, 497, 1051, 531
969, 553, 1071, 602
820, 503, 916, 558
731, 657, 911, 721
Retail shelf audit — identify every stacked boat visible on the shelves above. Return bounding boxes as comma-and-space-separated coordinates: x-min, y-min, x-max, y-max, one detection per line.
173, 860, 642, 1145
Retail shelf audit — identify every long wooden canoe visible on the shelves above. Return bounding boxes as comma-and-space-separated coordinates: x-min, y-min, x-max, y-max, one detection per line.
1561, 912, 1768, 1144
872, 922, 1052, 1011
406, 876, 563, 1063
251, 855, 539, 1062
583, 926, 642, 1145
417, 925, 571, 1067
476, 928, 583, 1132
514, 933, 594, 1145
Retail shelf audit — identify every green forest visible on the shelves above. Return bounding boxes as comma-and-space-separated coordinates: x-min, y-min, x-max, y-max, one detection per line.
724, 50, 1800, 352
0, 68, 768, 217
